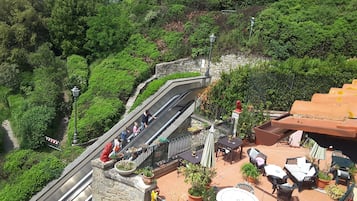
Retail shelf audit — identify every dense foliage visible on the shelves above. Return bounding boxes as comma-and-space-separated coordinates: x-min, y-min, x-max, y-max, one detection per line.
255, 0, 357, 59
0, 150, 66, 201
201, 56, 357, 119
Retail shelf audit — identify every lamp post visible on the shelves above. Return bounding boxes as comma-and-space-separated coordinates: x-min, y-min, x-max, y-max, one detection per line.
205, 33, 216, 77
249, 17, 255, 40
71, 86, 80, 145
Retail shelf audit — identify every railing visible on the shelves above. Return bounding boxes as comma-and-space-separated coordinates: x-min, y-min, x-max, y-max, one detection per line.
168, 135, 191, 159
167, 132, 206, 159
133, 147, 153, 165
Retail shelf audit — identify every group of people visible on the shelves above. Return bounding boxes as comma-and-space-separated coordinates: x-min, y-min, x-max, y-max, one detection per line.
104, 110, 157, 161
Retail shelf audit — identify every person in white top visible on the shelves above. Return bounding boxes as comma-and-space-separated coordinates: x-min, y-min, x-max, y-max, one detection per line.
109, 137, 121, 159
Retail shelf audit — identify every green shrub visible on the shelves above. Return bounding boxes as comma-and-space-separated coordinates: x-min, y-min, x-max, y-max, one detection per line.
166, 4, 186, 21
2, 150, 38, 180
256, 0, 357, 59
0, 153, 65, 201
68, 96, 124, 143
67, 50, 152, 143
66, 55, 89, 91
18, 106, 56, 150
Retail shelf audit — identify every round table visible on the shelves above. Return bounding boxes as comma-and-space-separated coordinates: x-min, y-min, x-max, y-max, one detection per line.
216, 187, 259, 201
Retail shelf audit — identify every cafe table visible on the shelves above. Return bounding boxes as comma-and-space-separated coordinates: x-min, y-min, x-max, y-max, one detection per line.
177, 148, 203, 165
216, 187, 259, 201
216, 136, 243, 164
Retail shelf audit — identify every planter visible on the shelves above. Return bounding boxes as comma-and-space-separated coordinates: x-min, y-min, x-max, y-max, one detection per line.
316, 178, 330, 189
142, 174, 155, 185
247, 176, 256, 184
114, 160, 137, 176
188, 193, 203, 201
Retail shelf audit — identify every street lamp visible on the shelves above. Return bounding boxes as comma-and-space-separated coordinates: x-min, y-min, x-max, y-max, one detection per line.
71, 86, 80, 145
205, 33, 216, 77
249, 17, 255, 40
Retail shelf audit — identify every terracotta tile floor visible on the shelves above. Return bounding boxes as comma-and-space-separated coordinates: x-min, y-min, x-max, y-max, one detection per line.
156, 143, 338, 201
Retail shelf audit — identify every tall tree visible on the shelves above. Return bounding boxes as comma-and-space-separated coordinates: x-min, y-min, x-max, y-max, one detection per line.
85, 4, 133, 59
0, 0, 50, 71
48, 0, 105, 57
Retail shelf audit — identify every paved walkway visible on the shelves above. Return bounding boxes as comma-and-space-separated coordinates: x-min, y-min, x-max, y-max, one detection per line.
156, 143, 355, 201
1, 120, 19, 153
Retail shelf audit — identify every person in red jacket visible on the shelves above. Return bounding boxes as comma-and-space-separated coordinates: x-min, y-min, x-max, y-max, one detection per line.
100, 141, 113, 162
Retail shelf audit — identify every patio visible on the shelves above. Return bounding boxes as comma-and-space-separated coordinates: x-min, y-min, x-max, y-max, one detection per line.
156, 143, 355, 201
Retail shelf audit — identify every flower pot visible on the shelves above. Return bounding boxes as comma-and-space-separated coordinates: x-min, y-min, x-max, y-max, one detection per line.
316, 178, 330, 189
188, 194, 203, 201
114, 160, 136, 176
247, 176, 256, 184
142, 174, 155, 185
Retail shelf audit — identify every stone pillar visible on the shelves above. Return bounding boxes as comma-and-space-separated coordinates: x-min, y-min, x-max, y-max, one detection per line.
231, 100, 242, 137
231, 111, 241, 137
91, 159, 157, 201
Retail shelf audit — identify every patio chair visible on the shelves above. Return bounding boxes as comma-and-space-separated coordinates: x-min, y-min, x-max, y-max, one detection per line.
267, 175, 288, 194
338, 183, 355, 201
329, 150, 355, 186
277, 183, 296, 201
335, 167, 351, 186
235, 182, 255, 194
247, 148, 267, 174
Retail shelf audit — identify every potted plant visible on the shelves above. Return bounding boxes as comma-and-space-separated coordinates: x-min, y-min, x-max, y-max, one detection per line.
325, 184, 345, 200
240, 162, 260, 183
114, 160, 137, 176
317, 170, 332, 189
136, 166, 155, 185
178, 163, 216, 201
237, 104, 268, 142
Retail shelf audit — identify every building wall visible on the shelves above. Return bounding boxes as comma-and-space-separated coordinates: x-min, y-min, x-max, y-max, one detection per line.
91, 159, 157, 201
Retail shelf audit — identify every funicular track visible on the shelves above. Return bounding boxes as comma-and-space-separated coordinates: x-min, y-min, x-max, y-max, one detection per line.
31, 77, 209, 201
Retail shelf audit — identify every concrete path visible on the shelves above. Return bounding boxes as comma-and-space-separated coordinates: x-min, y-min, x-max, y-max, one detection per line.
2, 120, 19, 153
124, 75, 157, 117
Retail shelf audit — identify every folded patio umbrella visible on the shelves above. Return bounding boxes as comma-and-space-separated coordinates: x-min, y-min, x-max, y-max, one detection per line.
310, 141, 326, 163
200, 125, 216, 168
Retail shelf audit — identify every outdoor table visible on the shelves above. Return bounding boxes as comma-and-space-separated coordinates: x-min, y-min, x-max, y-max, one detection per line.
177, 148, 203, 165
264, 164, 288, 194
216, 136, 243, 164
216, 187, 259, 201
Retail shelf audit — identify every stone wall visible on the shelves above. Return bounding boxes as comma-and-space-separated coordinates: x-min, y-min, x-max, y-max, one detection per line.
91, 159, 157, 201
155, 57, 202, 78
155, 53, 268, 82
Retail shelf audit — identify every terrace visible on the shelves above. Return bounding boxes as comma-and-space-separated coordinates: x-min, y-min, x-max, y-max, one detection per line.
156, 143, 356, 201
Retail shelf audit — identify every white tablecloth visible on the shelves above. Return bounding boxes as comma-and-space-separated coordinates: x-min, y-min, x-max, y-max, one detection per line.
264, 164, 287, 179
216, 187, 259, 201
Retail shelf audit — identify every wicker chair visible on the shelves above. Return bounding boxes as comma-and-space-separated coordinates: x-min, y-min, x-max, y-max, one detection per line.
247, 148, 267, 174
277, 183, 295, 201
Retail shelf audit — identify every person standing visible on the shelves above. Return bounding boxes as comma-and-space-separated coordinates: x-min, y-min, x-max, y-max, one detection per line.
109, 136, 121, 159
120, 127, 129, 147
141, 110, 156, 130
132, 122, 140, 136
